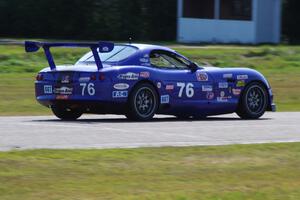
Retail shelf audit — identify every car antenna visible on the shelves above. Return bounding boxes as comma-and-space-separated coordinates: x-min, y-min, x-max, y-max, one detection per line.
128, 37, 132, 44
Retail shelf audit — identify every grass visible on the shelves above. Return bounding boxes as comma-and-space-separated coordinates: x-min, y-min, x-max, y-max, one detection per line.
0, 143, 300, 200
0, 44, 300, 115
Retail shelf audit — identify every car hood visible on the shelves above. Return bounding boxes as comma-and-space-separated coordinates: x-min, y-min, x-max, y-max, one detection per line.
203, 66, 258, 74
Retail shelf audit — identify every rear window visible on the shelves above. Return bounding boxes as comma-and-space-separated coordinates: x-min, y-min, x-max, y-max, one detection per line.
77, 45, 137, 63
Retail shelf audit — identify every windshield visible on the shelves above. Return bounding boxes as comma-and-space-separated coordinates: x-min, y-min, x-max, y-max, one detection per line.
77, 45, 137, 64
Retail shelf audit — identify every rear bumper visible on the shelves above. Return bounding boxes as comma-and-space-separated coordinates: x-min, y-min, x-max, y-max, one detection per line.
37, 99, 127, 114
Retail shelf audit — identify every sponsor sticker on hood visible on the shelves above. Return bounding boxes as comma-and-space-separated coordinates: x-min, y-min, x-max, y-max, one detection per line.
237, 75, 248, 80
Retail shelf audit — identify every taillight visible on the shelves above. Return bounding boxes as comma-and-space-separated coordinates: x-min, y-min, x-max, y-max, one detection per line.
99, 73, 105, 81
36, 74, 44, 81
90, 74, 97, 81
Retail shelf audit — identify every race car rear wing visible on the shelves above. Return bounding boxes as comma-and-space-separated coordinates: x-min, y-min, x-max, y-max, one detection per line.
25, 41, 114, 70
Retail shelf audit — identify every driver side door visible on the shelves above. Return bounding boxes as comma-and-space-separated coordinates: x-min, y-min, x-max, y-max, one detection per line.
149, 50, 215, 112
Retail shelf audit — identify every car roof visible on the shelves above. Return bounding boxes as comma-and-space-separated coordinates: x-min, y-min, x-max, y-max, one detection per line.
119, 43, 175, 53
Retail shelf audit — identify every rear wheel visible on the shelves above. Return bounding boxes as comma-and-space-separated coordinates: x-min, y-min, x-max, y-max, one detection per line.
236, 82, 268, 119
51, 105, 82, 120
126, 83, 158, 121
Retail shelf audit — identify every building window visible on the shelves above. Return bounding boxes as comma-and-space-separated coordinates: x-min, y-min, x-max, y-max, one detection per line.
220, 0, 252, 20
183, 0, 215, 19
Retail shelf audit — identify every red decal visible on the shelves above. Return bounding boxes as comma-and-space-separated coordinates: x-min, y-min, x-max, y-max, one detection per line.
140, 71, 150, 78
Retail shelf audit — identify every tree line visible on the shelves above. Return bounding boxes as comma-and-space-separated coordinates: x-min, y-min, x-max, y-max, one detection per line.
0, 0, 177, 41
0, 0, 298, 43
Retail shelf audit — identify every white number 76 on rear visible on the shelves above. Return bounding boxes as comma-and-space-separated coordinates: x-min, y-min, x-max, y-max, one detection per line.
80, 83, 95, 96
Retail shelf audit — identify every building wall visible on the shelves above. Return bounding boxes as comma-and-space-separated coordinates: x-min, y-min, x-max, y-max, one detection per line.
177, 18, 256, 43
255, 0, 281, 43
177, 0, 281, 44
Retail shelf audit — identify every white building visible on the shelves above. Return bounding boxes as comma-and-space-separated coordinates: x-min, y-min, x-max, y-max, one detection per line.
177, 0, 281, 44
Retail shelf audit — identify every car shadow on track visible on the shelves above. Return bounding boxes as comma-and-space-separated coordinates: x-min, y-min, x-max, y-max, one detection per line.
32, 116, 272, 124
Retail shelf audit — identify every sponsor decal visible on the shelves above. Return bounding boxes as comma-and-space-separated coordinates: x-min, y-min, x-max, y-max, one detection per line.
206, 92, 214, 100
161, 95, 170, 104
79, 77, 90, 82
54, 86, 73, 95
202, 85, 213, 92
157, 82, 161, 89
141, 62, 151, 66
218, 82, 228, 89
113, 83, 129, 90
228, 86, 232, 94
112, 91, 128, 98
56, 95, 69, 100
223, 73, 233, 79
166, 84, 174, 90
143, 54, 149, 58
236, 80, 245, 87
232, 88, 242, 96
217, 91, 232, 102
117, 72, 139, 80
44, 85, 53, 94
61, 75, 71, 84
101, 46, 109, 52
140, 71, 150, 78
139, 58, 149, 63
237, 75, 248, 80
196, 72, 208, 81
220, 91, 225, 97
217, 97, 228, 102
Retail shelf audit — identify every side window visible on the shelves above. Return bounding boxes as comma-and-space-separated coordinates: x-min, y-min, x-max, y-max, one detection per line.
150, 53, 175, 69
150, 51, 190, 70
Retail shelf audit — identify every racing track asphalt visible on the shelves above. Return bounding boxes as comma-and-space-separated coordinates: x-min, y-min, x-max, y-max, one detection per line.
0, 112, 299, 151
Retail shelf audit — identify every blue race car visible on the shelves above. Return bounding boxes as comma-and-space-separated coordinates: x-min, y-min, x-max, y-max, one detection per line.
25, 41, 276, 121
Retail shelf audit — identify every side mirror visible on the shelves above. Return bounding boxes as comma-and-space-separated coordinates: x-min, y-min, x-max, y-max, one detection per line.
189, 62, 198, 72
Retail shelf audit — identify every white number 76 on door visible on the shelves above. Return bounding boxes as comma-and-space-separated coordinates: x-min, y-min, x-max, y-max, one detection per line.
177, 82, 194, 98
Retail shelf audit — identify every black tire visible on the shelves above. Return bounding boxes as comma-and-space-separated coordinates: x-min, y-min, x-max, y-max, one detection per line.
126, 83, 158, 121
175, 115, 206, 120
175, 114, 192, 120
236, 82, 268, 119
51, 105, 83, 120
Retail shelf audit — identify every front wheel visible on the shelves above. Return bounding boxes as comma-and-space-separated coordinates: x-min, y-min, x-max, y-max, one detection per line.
126, 83, 158, 121
51, 105, 83, 120
236, 82, 268, 119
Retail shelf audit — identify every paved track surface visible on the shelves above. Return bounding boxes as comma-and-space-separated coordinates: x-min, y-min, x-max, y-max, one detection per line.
0, 112, 299, 151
